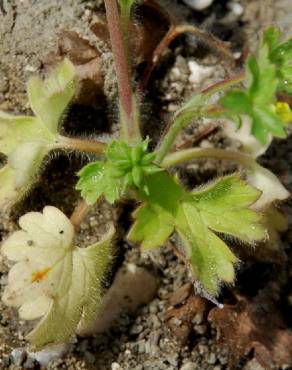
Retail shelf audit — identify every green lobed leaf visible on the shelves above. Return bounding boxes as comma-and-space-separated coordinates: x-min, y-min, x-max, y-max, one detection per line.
247, 50, 277, 106
278, 63, 292, 94
128, 171, 265, 294
221, 44, 287, 144
263, 26, 281, 51
0, 59, 78, 209
76, 162, 120, 205
76, 139, 161, 205
0, 111, 55, 208
252, 106, 286, 141
176, 202, 238, 293
188, 175, 264, 243
220, 91, 252, 115
128, 171, 184, 249
8, 142, 49, 189
263, 26, 292, 94
28, 58, 77, 134
0, 113, 53, 155
0, 166, 18, 209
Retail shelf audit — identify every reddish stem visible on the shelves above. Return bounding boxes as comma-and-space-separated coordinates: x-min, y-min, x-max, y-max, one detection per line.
70, 200, 90, 230
104, 0, 139, 141
174, 122, 219, 150
55, 135, 106, 154
202, 71, 245, 97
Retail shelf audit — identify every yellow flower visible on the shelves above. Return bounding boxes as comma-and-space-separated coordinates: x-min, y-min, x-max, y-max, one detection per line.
275, 101, 292, 124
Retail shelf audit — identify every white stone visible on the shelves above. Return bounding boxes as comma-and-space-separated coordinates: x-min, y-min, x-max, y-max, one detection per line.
28, 343, 70, 367
228, 2, 244, 16
180, 363, 197, 370
188, 60, 214, 86
111, 363, 123, 370
182, 0, 214, 11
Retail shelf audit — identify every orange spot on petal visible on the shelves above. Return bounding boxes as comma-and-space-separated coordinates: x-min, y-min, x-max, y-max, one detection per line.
31, 267, 52, 283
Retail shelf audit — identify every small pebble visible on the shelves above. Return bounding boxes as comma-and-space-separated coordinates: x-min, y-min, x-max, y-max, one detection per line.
138, 340, 145, 354
24, 64, 38, 73
11, 348, 27, 366
244, 359, 266, 370
0, 78, 8, 93
207, 352, 217, 365
111, 362, 123, 370
84, 350, 96, 364
182, 0, 214, 11
180, 363, 196, 370
188, 61, 214, 86
28, 343, 70, 366
23, 357, 37, 369
130, 324, 143, 335
228, 1, 243, 16
194, 324, 207, 335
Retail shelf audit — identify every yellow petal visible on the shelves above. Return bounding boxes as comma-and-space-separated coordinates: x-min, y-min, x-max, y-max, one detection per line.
275, 102, 292, 124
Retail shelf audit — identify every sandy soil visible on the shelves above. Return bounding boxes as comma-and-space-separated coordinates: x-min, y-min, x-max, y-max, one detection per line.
0, 0, 292, 369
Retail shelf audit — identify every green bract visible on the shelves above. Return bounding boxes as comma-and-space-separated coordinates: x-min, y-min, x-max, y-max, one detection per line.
1, 206, 114, 349
76, 139, 161, 204
128, 172, 265, 294
221, 44, 287, 144
0, 59, 77, 209
0, 5, 290, 353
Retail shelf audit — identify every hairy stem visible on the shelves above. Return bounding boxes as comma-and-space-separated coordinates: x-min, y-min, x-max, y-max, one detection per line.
70, 200, 90, 230
174, 122, 219, 150
120, 3, 131, 65
155, 72, 246, 164
155, 111, 200, 164
104, 0, 141, 142
201, 71, 245, 98
161, 147, 254, 168
55, 135, 107, 154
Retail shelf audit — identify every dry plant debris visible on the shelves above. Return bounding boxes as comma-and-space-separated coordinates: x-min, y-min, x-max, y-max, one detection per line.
208, 286, 292, 369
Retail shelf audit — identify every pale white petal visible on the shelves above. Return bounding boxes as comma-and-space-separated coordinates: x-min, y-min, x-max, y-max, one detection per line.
3, 262, 46, 306
2, 231, 66, 265
26, 224, 114, 349
3, 252, 71, 307
1, 230, 35, 261
224, 118, 272, 158
26, 254, 85, 348
19, 295, 52, 320
42, 206, 75, 248
19, 206, 74, 250
247, 163, 290, 210
1, 205, 115, 350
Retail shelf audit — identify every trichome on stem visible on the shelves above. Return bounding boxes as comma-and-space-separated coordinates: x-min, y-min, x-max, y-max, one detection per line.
0, 0, 291, 350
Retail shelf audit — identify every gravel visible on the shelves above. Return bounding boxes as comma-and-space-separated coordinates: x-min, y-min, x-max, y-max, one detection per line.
1, 0, 292, 369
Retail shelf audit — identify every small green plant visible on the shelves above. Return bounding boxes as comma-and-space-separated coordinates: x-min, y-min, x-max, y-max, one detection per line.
0, 0, 291, 350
